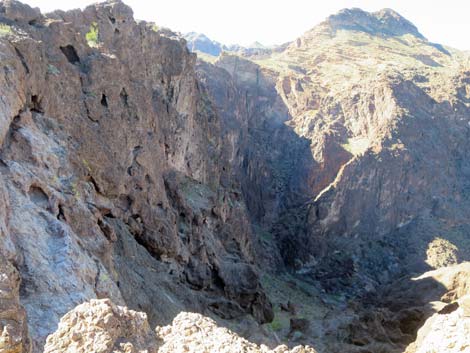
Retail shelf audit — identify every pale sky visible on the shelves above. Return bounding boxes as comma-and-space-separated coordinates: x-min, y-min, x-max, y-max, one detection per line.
20, 0, 470, 50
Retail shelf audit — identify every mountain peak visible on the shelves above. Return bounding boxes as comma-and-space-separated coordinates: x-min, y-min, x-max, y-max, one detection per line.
323, 7, 425, 39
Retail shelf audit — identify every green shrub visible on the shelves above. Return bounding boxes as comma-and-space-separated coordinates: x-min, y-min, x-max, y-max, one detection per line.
86, 22, 99, 47
0, 23, 13, 36
268, 315, 283, 331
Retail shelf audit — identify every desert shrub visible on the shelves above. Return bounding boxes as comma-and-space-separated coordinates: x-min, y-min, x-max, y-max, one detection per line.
0, 23, 13, 36
86, 22, 99, 47
268, 316, 283, 331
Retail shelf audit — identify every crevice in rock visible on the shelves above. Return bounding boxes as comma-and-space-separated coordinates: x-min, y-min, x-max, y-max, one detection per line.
100, 94, 108, 108
29, 95, 44, 113
98, 218, 116, 242
85, 108, 98, 123
14, 47, 29, 74
120, 88, 129, 107
85, 174, 103, 195
60, 45, 80, 65
28, 185, 49, 207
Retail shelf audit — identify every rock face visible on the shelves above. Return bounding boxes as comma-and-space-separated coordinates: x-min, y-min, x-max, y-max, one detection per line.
411, 303, 470, 353
247, 4, 470, 292
0, 0, 272, 351
192, 6, 470, 352
0, 254, 29, 353
1, 1, 470, 352
409, 272, 470, 353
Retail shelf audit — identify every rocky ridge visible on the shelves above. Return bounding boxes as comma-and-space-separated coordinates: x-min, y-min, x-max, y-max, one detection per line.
43, 299, 317, 353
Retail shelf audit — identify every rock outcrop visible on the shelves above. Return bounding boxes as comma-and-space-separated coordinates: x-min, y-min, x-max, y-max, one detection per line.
405, 290, 470, 353
157, 312, 316, 353
44, 299, 158, 353
44, 299, 316, 353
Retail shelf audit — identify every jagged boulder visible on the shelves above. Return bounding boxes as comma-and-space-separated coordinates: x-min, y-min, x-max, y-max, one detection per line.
406, 295, 470, 353
43, 299, 158, 353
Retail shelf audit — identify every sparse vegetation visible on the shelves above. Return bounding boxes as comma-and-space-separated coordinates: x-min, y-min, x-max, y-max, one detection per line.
426, 237, 458, 268
253, 224, 274, 243
0, 23, 13, 36
195, 51, 219, 64
267, 314, 283, 331
86, 22, 99, 47
82, 159, 92, 173
71, 181, 80, 199
47, 64, 60, 75
261, 273, 327, 339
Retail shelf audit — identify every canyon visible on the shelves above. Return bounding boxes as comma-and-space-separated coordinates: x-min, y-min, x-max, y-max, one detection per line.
0, 1, 470, 352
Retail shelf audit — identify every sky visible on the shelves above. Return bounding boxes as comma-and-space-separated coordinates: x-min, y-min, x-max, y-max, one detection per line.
20, 0, 470, 50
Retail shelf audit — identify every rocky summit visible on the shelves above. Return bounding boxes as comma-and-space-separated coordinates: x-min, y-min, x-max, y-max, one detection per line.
0, 1, 469, 352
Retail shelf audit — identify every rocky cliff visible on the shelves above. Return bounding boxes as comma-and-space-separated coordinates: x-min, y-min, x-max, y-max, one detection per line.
186, 6, 470, 353
1, 1, 470, 353
0, 1, 274, 351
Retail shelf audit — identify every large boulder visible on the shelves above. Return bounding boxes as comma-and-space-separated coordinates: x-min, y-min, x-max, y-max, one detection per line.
406, 295, 470, 353
43, 299, 158, 353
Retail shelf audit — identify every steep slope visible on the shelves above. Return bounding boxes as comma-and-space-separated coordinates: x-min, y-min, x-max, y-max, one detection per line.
0, 1, 273, 351
251, 7, 470, 286
241, 7, 470, 352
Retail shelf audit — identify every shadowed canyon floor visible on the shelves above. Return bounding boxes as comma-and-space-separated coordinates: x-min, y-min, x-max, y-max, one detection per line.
1, 1, 470, 352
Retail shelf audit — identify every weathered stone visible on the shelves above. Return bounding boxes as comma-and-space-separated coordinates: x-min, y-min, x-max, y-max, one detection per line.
156, 312, 316, 353
0, 254, 29, 353
44, 299, 158, 353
